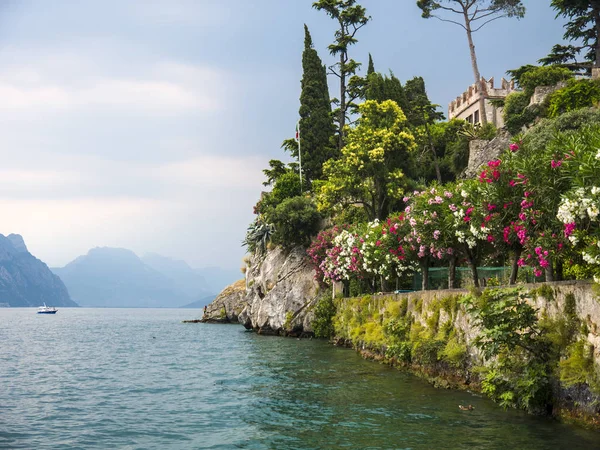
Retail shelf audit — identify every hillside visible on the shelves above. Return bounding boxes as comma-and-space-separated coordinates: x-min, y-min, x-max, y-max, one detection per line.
0, 234, 77, 307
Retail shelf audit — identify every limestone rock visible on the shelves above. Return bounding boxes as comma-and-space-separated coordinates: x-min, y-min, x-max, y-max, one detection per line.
464, 129, 511, 179
203, 246, 320, 335
243, 246, 319, 335
202, 279, 248, 323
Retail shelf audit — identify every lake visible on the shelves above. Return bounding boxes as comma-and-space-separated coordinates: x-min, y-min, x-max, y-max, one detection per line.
0, 308, 598, 449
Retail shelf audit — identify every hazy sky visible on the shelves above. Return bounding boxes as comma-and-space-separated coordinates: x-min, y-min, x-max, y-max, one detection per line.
0, 0, 566, 270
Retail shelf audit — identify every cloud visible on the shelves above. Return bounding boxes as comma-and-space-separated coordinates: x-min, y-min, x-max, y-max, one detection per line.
0, 71, 225, 114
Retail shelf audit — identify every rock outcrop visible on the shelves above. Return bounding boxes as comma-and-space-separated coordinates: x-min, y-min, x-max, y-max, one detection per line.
202, 279, 248, 323
0, 234, 77, 307
203, 246, 320, 336
464, 129, 512, 178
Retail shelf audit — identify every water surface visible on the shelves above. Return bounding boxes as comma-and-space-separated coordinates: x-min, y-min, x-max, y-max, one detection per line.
1, 308, 598, 449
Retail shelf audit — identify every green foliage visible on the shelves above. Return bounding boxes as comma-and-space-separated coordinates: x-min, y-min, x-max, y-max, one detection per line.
530, 284, 555, 301
317, 100, 416, 220
268, 196, 322, 248
313, 294, 337, 338
481, 354, 551, 412
313, 0, 370, 150
281, 25, 336, 183
502, 66, 573, 134
541, 1, 600, 72
546, 79, 600, 118
560, 340, 600, 393
516, 65, 573, 95
440, 335, 468, 368
242, 219, 275, 254
219, 307, 227, 319
523, 107, 600, 151
503, 91, 539, 134
563, 263, 596, 280
284, 311, 294, 330
464, 289, 543, 359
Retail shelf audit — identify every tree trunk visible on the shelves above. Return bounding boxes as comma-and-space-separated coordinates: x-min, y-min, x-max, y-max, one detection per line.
380, 276, 389, 293
463, 11, 488, 126
545, 258, 554, 282
556, 260, 564, 281
465, 248, 479, 288
594, 6, 600, 68
338, 50, 347, 150
509, 248, 522, 285
421, 258, 430, 291
448, 255, 457, 289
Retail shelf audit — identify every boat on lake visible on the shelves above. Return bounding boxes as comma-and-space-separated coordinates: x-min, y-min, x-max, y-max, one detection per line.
37, 303, 57, 314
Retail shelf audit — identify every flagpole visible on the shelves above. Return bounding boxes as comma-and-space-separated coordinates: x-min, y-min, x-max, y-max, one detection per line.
297, 120, 302, 194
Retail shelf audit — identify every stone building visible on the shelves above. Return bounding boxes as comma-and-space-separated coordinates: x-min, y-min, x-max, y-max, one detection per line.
448, 77, 517, 128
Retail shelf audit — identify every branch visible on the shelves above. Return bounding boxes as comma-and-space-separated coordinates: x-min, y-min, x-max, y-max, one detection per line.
472, 15, 507, 32
437, 4, 463, 14
471, 9, 500, 22
328, 65, 341, 79
433, 14, 467, 30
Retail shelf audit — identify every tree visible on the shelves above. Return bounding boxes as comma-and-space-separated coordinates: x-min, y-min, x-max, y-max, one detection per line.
540, 0, 600, 72
416, 0, 526, 125
316, 100, 416, 221
283, 26, 337, 184
404, 76, 445, 182
313, 0, 370, 150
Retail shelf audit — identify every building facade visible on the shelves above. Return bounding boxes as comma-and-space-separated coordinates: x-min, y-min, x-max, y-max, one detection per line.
448, 77, 517, 128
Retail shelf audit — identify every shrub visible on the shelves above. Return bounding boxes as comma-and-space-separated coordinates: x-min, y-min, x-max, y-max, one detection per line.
546, 79, 600, 118
523, 107, 600, 151
518, 66, 573, 96
312, 295, 337, 338
268, 196, 322, 248
504, 91, 539, 134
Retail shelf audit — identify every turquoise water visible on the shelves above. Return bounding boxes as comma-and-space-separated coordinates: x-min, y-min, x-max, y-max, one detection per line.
0, 308, 598, 449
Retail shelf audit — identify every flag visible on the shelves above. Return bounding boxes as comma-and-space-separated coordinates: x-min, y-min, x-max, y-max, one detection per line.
295, 122, 300, 142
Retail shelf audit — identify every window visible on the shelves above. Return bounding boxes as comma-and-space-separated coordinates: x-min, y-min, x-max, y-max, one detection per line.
474, 110, 480, 124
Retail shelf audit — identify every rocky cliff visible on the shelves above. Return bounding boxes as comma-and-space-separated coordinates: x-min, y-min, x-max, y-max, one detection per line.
0, 234, 77, 307
203, 246, 320, 335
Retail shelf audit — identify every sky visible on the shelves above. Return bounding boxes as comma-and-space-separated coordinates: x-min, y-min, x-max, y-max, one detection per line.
0, 0, 567, 271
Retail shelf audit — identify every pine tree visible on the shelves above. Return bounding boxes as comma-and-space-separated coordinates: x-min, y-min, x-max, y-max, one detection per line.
540, 1, 600, 73
284, 25, 336, 184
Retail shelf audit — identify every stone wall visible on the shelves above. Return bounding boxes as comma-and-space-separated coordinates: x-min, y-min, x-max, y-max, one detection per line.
333, 281, 600, 427
464, 129, 511, 178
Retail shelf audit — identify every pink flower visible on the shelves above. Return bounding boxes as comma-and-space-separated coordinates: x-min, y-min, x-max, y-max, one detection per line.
509, 180, 516, 187
375, 240, 381, 247
539, 258, 549, 269
487, 235, 495, 242
509, 143, 519, 152
534, 269, 543, 277
519, 213, 527, 221
551, 160, 562, 169
433, 230, 440, 240
449, 204, 458, 212
488, 160, 501, 168
564, 222, 576, 237
517, 258, 526, 267
487, 204, 497, 211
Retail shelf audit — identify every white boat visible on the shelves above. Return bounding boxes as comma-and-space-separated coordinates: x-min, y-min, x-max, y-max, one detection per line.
37, 303, 57, 314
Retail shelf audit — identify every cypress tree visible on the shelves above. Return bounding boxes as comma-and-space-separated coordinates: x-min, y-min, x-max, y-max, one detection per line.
291, 25, 336, 183
367, 53, 375, 75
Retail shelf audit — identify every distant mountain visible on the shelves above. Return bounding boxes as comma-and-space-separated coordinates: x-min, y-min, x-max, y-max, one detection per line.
141, 253, 212, 298
180, 294, 217, 309
0, 234, 77, 307
142, 253, 240, 298
52, 247, 194, 308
